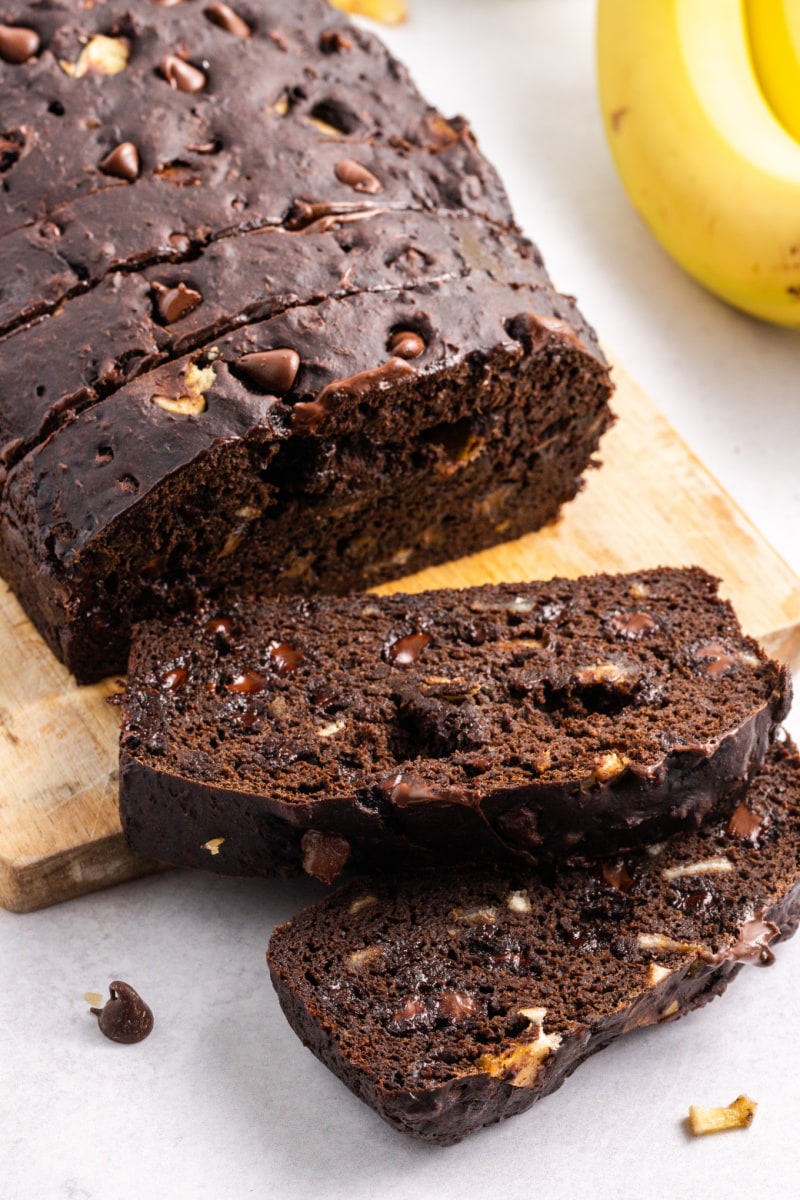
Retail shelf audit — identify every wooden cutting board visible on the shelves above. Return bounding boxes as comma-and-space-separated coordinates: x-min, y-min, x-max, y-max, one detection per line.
2, 359, 800, 914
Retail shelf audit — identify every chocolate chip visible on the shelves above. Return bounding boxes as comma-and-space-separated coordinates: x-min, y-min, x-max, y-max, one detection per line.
270, 641, 304, 675
389, 329, 425, 359
388, 632, 430, 665
334, 158, 382, 194
160, 55, 207, 93
98, 141, 140, 182
0, 24, 40, 63
204, 3, 251, 37
89, 981, 154, 1044
695, 642, 737, 677
727, 803, 763, 840
152, 281, 203, 324
608, 611, 656, 639
387, 996, 430, 1034
226, 670, 268, 694
162, 667, 188, 691
437, 991, 477, 1021
204, 616, 234, 639
601, 861, 634, 893
235, 348, 299, 394
301, 829, 351, 884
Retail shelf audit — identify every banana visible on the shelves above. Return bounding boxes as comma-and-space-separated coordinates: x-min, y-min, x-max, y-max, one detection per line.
597, 0, 800, 326
745, 0, 800, 142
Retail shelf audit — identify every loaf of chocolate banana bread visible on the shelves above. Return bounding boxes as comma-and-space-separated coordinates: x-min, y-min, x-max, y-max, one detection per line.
0, 0, 613, 680
119, 568, 791, 880
267, 737, 800, 1144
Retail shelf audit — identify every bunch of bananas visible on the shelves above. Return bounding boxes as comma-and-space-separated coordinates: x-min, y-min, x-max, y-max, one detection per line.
597, 0, 800, 326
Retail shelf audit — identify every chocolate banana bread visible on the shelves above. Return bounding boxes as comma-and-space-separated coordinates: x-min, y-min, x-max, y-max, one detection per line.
119, 568, 791, 880
267, 737, 800, 1144
0, 0, 613, 681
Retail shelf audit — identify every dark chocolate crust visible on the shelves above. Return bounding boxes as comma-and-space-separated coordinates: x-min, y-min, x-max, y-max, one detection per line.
0, 0, 613, 682
119, 569, 791, 879
267, 739, 800, 1145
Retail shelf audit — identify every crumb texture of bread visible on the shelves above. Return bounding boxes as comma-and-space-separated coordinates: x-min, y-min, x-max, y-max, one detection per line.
120, 568, 791, 877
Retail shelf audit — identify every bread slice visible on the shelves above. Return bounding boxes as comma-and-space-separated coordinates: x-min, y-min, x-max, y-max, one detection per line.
267, 738, 800, 1144
119, 568, 790, 880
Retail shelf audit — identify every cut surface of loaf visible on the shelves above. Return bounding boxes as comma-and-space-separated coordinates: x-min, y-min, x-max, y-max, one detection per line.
267, 738, 800, 1145
0, 0, 613, 680
119, 568, 791, 881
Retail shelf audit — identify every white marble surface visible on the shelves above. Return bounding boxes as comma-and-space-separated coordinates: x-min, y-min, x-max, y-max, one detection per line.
3, 2, 800, 1197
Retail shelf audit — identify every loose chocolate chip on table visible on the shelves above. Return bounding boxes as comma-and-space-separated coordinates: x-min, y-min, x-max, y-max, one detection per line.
235, 349, 300, 394
98, 141, 140, 182
89, 981, 154, 1044
204, 3, 251, 37
334, 158, 382, 194
389, 329, 425, 359
0, 24, 40, 63
152, 281, 203, 324
160, 55, 207, 93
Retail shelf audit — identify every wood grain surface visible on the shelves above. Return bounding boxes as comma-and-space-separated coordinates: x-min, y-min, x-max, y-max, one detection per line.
2, 360, 799, 913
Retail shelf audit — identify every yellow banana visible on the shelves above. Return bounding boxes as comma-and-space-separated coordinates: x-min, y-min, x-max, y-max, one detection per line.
745, 0, 800, 142
597, 0, 800, 326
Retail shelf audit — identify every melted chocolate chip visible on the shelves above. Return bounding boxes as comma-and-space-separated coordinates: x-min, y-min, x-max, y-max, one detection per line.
609, 611, 656, 639
380, 773, 467, 808
301, 829, 351, 884
334, 158, 382, 194
160, 55, 207, 93
162, 667, 188, 691
704, 917, 780, 968
437, 991, 477, 1021
90, 981, 154, 1044
226, 670, 267, 694
204, 2, 251, 36
727, 803, 763, 840
235, 348, 300, 394
387, 996, 430, 1035
291, 358, 417, 434
388, 632, 430, 665
389, 329, 426, 359
506, 311, 583, 353
695, 642, 737, 677
601, 861, 634, 893
205, 616, 234, 639
270, 641, 304, 675
98, 141, 140, 182
0, 24, 40, 63
152, 281, 203, 324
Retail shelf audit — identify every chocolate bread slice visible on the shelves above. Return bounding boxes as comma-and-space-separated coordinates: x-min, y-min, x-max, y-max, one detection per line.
267, 738, 800, 1144
0, 0, 613, 681
119, 568, 790, 880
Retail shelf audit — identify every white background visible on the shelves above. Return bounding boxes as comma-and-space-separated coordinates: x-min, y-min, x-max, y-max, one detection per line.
3, 2, 800, 1197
